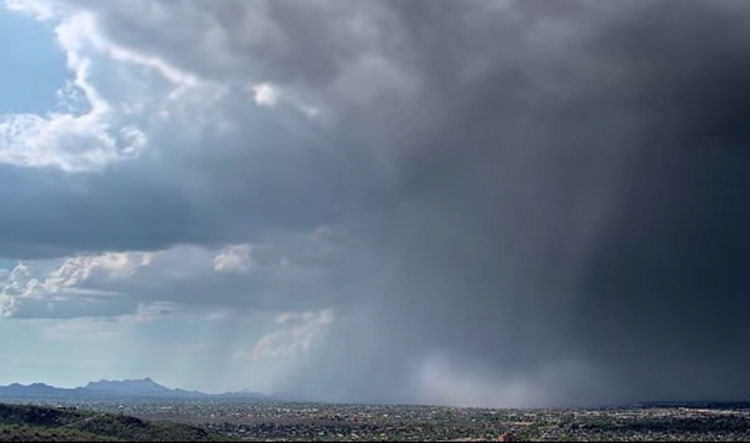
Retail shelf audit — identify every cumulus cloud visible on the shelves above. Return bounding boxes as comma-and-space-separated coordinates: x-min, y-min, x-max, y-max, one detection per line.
241, 309, 334, 361
45, 252, 153, 286
0, 294, 16, 318
0, 232, 346, 319
3, 0, 55, 20
0, 252, 152, 316
213, 244, 253, 273
0, 8, 149, 171
249, 83, 279, 107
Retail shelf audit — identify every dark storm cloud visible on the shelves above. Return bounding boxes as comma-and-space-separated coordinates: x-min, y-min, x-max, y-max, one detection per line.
274, 1, 750, 405
4, 0, 750, 405
570, 1, 750, 400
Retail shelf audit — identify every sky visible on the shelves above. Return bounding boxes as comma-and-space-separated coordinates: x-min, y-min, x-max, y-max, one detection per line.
1, 0, 749, 407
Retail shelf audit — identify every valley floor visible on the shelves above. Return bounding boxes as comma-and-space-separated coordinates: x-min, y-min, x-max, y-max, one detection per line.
3, 400, 750, 441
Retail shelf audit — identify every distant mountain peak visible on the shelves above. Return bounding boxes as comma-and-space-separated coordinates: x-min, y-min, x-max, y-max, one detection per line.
87, 377, 160, 386
0, 378, 283, 401
81, 377, 175, 397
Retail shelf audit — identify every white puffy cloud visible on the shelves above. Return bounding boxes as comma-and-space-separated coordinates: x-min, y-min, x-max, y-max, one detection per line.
242, 309, 334, 360
0, 226, 348, 319
0, 1, 222, 173
0, 252, 153, 316
0, 7, 151, 171
249, 83, 279, 107
45, 252, 154, 287
0, 294, 16, 318
3, 0, 56, 20
213, 244, 253, 273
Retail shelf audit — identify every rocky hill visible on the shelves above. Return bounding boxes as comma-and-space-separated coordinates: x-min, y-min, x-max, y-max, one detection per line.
0, 403, 215, 441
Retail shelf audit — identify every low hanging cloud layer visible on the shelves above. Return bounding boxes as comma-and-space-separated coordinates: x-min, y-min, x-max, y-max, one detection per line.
1, 0, 749, 406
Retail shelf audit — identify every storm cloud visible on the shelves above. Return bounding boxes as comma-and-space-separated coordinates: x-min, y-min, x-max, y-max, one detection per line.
1, 0, 749, 406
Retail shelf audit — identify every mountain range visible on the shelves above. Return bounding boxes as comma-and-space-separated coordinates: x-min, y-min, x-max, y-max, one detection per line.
0, 378, 277, 401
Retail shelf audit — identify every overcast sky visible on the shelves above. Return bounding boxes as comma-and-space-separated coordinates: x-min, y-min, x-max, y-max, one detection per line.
1, 0, 749, 407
